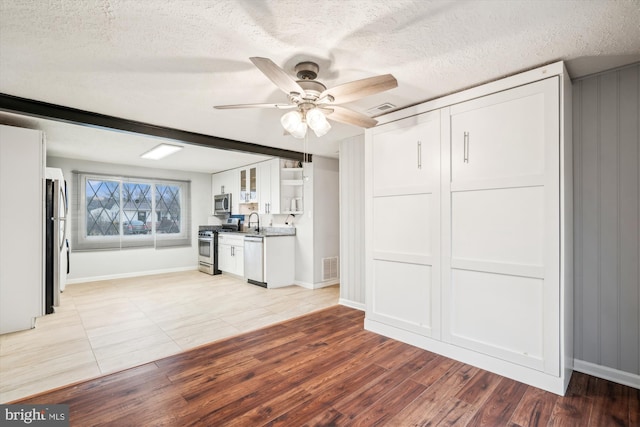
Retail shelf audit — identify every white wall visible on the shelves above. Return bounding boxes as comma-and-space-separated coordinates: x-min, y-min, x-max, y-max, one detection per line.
338, 135, 366, 309
291, 156, 340, 288
313, 156, 340, 284
47, 156, 212, 283
294, 162, 314, 285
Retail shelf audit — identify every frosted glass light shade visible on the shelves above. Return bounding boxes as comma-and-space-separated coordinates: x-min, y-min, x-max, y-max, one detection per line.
306, 108, 331, 137
281, 110, 303, 133
290, 121, 307, 138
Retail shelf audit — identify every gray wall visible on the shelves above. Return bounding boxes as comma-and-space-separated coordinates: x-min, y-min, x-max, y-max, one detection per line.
573, 63, 640, 376
339, 135, 366, 308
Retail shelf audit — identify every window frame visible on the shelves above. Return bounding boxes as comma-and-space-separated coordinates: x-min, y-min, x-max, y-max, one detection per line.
74, 172, 190, 251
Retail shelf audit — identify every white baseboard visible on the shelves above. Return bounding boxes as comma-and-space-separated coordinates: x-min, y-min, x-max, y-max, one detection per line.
293, 279, 340, 289
66, 266, 197, 285
339, 298, 365, 311
573, 359, 640, 389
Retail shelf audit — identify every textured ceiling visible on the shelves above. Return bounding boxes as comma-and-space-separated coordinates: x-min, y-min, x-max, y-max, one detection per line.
1, 0, 639, 172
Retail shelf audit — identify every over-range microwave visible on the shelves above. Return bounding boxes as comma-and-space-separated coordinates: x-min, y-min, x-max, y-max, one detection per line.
214, 193, 231, 215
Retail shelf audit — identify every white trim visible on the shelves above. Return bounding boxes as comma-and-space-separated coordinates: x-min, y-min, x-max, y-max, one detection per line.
573, 359, 640, 390
339, 298, 365, 311
293, 278, 340, 289
66, 266, 197, 284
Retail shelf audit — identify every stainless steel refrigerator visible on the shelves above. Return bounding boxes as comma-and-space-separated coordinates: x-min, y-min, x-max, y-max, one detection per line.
45, 167, 69, 314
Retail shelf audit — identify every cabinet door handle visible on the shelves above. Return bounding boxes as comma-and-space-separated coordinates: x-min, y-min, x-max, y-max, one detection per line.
231, 246, 234, 256
463, 132, 469, 163
417, 141, 422, 169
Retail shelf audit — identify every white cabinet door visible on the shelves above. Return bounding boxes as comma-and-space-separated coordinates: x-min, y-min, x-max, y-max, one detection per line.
212, 169, 239, 213
218, 234, 245, 276
367, 109, 441, 338
443, 77, 560, 375
449, 78, 557, 188
257, 159, 280, 214
371, 110, 440, 196
239, 165, 258, 203
233, 245, 244, 277
218, 243, 233, 273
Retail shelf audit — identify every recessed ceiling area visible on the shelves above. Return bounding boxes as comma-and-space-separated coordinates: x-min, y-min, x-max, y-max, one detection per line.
1, 0, 638, 171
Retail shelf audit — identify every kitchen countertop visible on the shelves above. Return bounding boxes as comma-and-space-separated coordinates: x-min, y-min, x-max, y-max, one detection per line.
225, 227, 296, 237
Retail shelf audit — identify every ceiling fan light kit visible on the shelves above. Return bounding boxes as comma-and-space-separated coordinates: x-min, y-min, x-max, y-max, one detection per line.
306, 108, 331, 137
214, 57, 398, 138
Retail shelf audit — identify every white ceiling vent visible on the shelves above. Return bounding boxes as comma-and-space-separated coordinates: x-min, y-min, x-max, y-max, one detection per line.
367, 103, 396, 115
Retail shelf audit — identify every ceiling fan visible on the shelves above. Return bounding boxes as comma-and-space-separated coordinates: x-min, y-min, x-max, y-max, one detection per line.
214, 57, 398, 138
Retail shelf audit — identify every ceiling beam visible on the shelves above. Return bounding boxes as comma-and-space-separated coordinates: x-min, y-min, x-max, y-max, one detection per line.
0, 93, 311, 162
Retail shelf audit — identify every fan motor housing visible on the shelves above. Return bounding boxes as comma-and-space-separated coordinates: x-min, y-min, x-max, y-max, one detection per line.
297, 79, 326, 96
295, 61, 319, 80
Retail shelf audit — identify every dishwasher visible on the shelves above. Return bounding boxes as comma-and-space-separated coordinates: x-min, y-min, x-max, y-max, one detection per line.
244, 235, 266, 287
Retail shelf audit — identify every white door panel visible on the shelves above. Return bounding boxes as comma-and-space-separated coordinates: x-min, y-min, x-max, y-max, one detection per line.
449, 268, 544, 370
372, 110, 440, 195
372, 260, 433, 334
373, 194, 432, 257
450, 79, 557, 184
451, 186, 545, 267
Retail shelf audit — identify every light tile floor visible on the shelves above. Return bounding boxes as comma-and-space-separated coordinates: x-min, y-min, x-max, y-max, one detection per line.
0, 271, 339, 403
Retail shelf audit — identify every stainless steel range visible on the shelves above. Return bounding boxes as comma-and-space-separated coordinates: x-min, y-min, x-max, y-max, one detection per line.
198, 226, 221, 275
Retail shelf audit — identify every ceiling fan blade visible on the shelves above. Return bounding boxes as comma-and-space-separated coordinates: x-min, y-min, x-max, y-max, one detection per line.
320, 74, 397, 104
250, 57, 306, 96
214, 103, 295, 109
320, 105, 378, 128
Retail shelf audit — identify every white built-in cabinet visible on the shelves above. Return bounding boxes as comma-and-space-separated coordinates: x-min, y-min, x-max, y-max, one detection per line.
365, 62, 572, 395
368, 110, 441, 338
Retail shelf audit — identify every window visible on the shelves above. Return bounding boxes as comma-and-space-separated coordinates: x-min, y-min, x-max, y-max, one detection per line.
73, 173, 190, 251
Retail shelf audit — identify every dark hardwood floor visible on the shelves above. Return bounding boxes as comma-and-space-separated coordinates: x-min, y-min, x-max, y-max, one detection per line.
13, 305, 639, 426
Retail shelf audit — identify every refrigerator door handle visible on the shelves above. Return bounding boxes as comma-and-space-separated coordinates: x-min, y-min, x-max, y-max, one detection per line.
59, 183, 68, 251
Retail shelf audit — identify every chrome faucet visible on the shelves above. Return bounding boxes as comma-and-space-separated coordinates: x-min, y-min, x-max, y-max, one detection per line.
248, 211, 260, 233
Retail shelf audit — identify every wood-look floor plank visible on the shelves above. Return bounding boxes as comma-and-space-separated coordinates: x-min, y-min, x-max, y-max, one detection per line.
259, 363, 386, 427
587, 376, 630, 427
547, 372, 594, 427
332, 349, 444, 422
456, 369, 504, 406
465, 376, 528, 426
507, 385, 557, 427
11, 306, 639, 427
349, 378, 427, 426
629, 387, 639, 426
414, 396, 477, 427
385, 363, 479, 425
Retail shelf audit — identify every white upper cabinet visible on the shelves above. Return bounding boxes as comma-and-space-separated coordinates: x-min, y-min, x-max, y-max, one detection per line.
211, 168, 239, 214
449, 78, 558, 187
213, 158, 284, 216
239, 165, 258, 203
371, 110, 440, 196
257, 158, 280, 214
